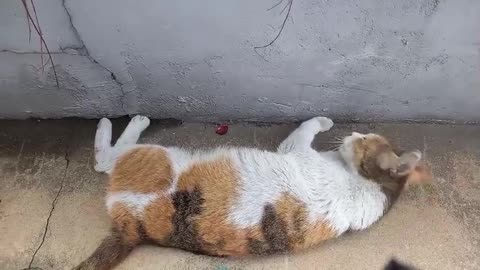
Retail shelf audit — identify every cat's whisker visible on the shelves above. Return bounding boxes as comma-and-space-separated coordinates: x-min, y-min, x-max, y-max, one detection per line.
320, 141, 343, 144
323, 144, 342, 151
326, 144, 341, 151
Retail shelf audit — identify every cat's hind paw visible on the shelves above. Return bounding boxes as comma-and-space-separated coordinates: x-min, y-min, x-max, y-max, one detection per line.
97, 117, 112, 130
130, 115, 151, 131
95, 117, 112, 153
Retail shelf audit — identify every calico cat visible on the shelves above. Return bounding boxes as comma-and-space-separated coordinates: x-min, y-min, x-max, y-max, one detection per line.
73, 116, 432, 270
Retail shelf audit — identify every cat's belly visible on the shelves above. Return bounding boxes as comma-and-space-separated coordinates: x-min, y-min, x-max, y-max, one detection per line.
106, 146, 338, 256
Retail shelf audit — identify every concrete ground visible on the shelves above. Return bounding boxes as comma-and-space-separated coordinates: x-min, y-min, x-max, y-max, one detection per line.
1, 118, 479, 270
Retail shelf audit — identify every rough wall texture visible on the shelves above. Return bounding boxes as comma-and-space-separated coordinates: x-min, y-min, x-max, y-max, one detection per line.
1, 0, 479, 121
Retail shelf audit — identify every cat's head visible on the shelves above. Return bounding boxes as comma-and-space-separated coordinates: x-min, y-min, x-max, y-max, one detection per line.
339, 132, 432, 187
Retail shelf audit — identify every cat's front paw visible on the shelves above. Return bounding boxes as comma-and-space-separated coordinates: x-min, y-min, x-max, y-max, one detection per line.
314, 116, 334, 132
130, 115, 151, 130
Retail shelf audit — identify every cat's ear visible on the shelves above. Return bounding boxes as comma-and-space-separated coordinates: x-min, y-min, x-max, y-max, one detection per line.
405, 163, 433, 187
391, 150, 422, 177
378, 150, 422, 177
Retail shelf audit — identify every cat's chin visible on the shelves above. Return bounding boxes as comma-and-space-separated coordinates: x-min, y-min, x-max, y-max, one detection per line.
338, 143, 355, 171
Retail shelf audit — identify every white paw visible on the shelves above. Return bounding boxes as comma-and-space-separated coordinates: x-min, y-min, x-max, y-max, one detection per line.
94, 161, 110, 173
130, 115, 150, 130
94, 162, 106, 173
314, 116, 334, 131
98, 117, 112, 130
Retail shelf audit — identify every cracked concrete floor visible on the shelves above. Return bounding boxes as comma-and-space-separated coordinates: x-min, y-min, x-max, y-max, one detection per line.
1, 119, 479, 270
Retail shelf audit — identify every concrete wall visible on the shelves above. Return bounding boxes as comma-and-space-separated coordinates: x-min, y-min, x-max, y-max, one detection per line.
1, 0, 479, 122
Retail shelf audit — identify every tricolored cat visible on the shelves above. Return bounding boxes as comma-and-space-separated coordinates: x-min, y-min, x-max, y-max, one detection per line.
74, 116, 431, 270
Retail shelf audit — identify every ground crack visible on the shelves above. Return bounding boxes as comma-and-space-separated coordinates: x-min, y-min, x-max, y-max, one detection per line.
23, 146, 71, 270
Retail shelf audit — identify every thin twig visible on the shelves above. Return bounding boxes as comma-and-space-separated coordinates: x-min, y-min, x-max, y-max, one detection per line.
21, 0, 59, 87
30, 0, 44, 72
280, 0, 290, 15
38, 58, 51, 71
253, 47, 271, 63
20, 0, 32, 42
254, 0, 294, 49
267, 0, 284, 11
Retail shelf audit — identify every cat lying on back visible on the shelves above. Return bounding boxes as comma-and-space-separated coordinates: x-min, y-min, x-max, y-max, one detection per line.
74, 116, 432, 270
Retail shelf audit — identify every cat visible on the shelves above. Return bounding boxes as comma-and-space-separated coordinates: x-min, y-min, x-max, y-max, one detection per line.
73, 115, 432, 270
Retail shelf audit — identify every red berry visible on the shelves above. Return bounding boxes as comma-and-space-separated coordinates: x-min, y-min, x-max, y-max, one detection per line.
215, 123, 229, 135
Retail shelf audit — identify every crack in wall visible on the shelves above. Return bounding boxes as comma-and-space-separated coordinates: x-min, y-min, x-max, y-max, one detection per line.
2, 1, 130, 116
61, 0, 128, 115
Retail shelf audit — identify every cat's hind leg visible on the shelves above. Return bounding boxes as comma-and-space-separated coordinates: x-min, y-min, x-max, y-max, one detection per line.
115, 115, 151, 148
94, 115, 151, 174
102, 115, 151, 174
94, 118, 113, 173
278, 116, 333, 153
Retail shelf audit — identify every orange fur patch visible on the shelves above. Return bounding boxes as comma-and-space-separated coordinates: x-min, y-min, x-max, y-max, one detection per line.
243, 193, 335, 254
246, 226, 265, 243
143, 196, 175, 244
274, 193, 308, 249
109, 203, 144, 245
108, 146, 172, 193
274, 193, 335, 251
176, 157, 249, 256
300, 221, 336, 250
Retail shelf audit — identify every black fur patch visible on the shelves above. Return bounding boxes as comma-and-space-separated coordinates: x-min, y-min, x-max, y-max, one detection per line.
137, 221, 148, 242
248, 204, 289, 255
168, 188, 205, 253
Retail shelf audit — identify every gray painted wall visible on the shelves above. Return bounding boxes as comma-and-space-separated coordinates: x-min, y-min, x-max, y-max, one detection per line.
1, 0, 479, 122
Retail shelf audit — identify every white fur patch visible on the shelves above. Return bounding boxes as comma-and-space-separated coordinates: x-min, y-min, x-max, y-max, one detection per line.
106, 192, 158, 217
228, 148, 386, 234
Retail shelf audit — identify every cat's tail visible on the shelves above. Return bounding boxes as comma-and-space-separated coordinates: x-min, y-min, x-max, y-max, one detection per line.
94, 118, 113, 173
72, 229, 134, 270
